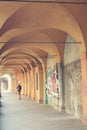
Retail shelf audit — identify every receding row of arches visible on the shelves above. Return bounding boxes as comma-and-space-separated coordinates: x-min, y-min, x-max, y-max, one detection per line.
0, 1, 87, 121
0, 34, 82, 119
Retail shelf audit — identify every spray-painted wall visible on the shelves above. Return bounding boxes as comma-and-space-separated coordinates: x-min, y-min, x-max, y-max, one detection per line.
64, 35, 82, 118
45, 56, 61, 109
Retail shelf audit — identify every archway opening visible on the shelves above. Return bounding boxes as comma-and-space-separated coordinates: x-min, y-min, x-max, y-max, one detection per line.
1, 74, 12, 93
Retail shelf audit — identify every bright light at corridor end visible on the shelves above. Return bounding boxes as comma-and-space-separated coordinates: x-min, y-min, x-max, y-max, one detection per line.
1, 74, 12, 92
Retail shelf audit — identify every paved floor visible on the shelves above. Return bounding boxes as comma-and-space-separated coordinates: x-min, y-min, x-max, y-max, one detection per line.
0, 92, 87, 130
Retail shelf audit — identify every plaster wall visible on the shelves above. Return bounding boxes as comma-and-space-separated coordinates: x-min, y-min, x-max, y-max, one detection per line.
64, 35, 82, 118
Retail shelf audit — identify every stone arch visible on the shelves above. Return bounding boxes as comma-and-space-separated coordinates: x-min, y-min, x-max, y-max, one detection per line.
0, 3, 85, 50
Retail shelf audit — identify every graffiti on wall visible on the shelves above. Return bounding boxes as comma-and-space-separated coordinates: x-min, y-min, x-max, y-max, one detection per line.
64, 59, 82, 117
45, 64, 60, 108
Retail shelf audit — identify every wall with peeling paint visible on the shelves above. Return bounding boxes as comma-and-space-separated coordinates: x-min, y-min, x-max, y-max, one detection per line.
64, 35, 82, 118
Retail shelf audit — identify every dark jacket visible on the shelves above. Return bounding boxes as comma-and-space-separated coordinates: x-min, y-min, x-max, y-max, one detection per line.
16, 84, 22, 91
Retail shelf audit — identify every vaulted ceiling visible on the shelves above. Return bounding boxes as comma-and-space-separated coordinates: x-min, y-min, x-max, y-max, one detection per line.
0, 0, 87, 75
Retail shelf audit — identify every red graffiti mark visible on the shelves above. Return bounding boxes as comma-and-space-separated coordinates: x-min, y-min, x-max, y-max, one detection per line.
47, 89, 51, 94
51, 72, 57, 93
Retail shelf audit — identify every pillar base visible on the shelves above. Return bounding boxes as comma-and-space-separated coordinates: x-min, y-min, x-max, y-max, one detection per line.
82, 119, 87, 125
39, 100, 43, 104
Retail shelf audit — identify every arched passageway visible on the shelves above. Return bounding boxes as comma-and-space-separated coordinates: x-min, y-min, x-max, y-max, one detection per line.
0, 0, 87, 122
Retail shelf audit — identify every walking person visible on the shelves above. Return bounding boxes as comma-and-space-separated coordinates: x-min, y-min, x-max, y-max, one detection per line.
16, 83, 22, 99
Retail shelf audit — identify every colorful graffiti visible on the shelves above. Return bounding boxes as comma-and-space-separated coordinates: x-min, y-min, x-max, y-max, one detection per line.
45, 64, 60, 109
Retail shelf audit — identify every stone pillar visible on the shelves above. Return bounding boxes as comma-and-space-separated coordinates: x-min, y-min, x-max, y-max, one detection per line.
43, 67, 47, 104
33, 67, 38, 101
59, 62, 65, 110
25, 72, 28, 96
33, 67, 36, 100
0, 78, 1, 97
24, 72, 27, 96
28, 70, 31, 97
27, 71, 29, 96
29, 70, 32, 98
11, 76, 17, 93
21, 72, 25, 95
38, 69, 44, 103
30, 69, 34, 100
81, 53, 87, 122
